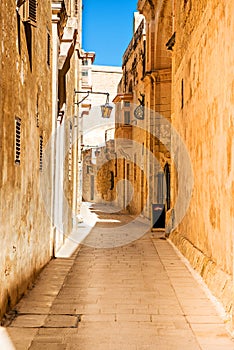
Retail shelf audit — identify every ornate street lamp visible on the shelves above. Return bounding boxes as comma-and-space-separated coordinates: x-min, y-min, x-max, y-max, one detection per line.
74, 90, 113, 118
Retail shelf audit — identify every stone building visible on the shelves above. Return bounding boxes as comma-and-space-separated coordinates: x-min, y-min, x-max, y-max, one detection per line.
113, 15, 147, 215
51, 0, 82, 252
80, 64, 122, 203
0, 0, 82, 319
136, 0, 234, 327
83, 139, 116, 204
112, 8, 172, 222
167, 0, 234, 326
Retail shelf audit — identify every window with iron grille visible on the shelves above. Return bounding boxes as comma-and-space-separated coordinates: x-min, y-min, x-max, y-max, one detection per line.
15, 118, 21, 165
39, 135, 43, 171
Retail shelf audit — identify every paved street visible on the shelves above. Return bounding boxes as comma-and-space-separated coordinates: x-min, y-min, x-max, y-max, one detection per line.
1, 204, 234, 349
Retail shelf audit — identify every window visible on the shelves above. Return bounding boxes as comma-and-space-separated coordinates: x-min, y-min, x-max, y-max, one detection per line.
39, 136, 43, 171
82, 59, 89, 66
124, 111, 130, 125
47, 32, 51, 66
21, 0, 37, 25
124, 101, 130, 107
82, 71, 88, 76
15, 118, 21, 165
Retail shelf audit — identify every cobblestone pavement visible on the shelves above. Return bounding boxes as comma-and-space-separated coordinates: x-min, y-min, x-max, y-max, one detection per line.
1, 204, 234, 349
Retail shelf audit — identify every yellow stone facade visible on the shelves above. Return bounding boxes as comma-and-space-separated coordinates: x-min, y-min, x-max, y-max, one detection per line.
0, 0, 53, 319
112, 8, 172, 222
0, 0, 82, 319
107, 0, 234, 327
169, 0, 234, 325
80, 65, 122, 204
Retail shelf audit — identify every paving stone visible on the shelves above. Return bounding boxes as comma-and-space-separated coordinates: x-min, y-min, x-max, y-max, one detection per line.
2, 207, 234, 349
29, 343, 67, 350
43, 314, 79, 328
9, 314, 47, 328
5, 328, 38, 350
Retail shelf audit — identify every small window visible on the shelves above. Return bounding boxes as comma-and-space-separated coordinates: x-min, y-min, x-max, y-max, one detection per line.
82, 59, 89, 66
124, 111, 130, 125
82, 71, 88, 76
39, 135, 43, 171
124, 101, 130, 107
15, 117, 21, 165
21, 0, 37, 25
47, 32, 51, 66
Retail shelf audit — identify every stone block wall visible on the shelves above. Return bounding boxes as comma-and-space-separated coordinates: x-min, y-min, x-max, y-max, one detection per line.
171, 0, 234, 323
0, 1, 52, 318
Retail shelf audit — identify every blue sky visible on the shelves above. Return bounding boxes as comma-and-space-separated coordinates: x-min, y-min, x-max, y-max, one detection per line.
82, 0, 137, 67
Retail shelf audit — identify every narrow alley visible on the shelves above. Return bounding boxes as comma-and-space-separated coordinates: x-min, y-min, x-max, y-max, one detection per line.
2, 205, 234, 350
1, 0, 234, 349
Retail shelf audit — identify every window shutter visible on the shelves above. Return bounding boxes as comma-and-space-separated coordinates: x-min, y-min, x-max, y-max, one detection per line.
29, 0, 37, 22
22, 0, 37, 25
15, 118, 21, 165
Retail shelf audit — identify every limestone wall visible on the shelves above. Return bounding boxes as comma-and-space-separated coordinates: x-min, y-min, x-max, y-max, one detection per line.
0, 1, 53, 317
170, 0, 234, 320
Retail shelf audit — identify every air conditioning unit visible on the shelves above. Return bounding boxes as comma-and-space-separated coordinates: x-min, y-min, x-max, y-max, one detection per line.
21, 0, 37, 25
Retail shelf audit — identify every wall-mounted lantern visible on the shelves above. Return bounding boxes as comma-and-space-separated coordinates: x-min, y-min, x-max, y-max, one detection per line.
74, 90, 113, 118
